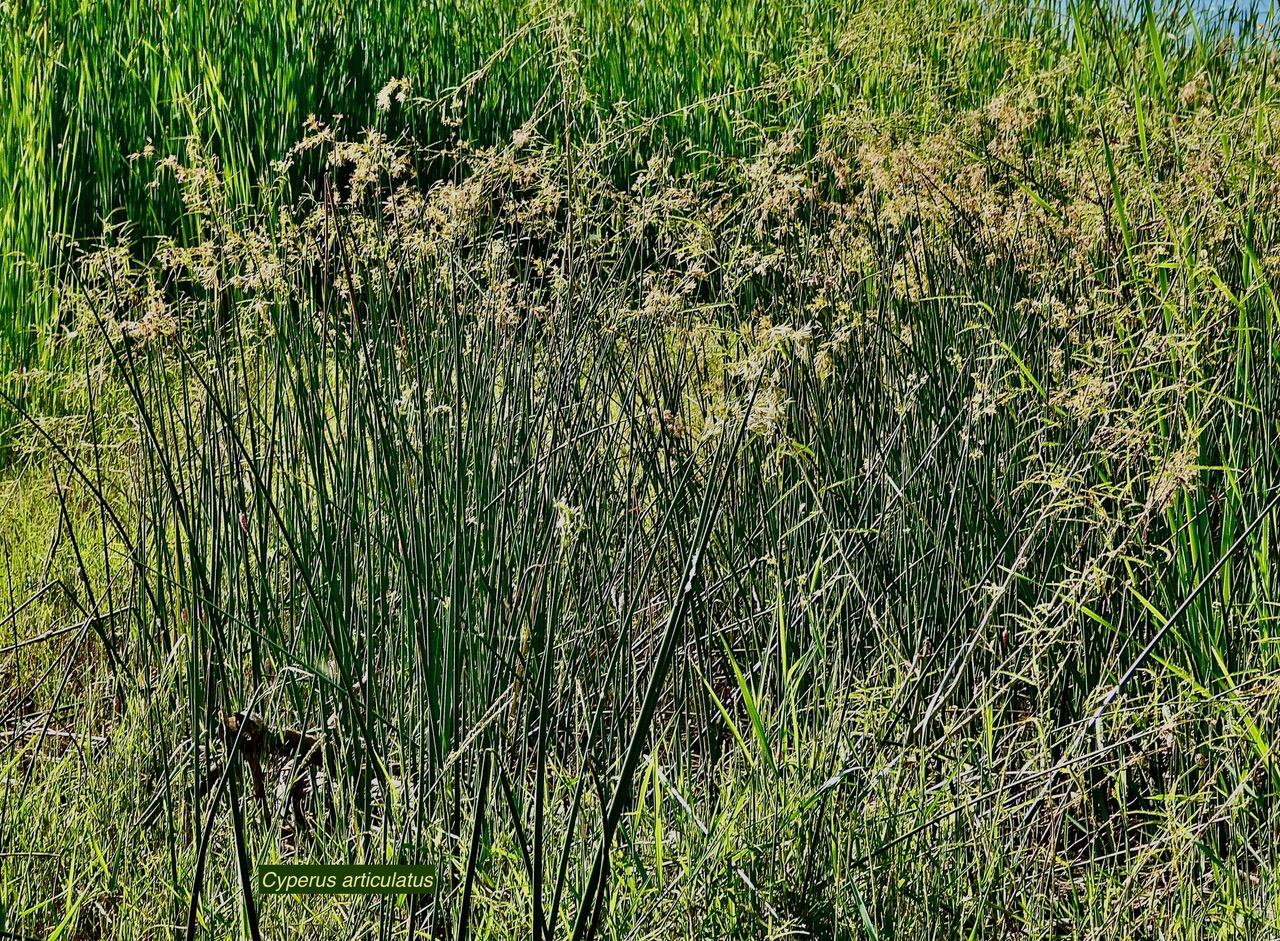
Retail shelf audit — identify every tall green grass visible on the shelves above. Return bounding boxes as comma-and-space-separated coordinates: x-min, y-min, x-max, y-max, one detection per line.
1, 0, 849, 410
4, 0, 1280, 938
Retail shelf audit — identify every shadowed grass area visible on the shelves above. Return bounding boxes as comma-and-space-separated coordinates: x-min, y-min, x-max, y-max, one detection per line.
3, 0, 1280, 939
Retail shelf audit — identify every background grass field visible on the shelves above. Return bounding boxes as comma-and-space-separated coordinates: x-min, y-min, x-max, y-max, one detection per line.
4, 0, 1280, 938
1, 0, 838, 385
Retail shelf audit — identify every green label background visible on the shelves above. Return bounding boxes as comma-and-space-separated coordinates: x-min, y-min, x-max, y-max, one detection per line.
258, 865, 436, 895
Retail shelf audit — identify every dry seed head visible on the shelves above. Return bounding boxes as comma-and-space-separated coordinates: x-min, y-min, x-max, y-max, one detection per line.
1148, 442, 1200, 512
375, 77, 411, 112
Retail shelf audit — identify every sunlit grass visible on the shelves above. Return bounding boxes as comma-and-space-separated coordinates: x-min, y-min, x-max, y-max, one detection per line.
3, 0, 1280, 938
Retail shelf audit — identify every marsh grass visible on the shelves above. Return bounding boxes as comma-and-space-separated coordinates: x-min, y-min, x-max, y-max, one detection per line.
0, 0, 852, 448
4, 0, 1280, 938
